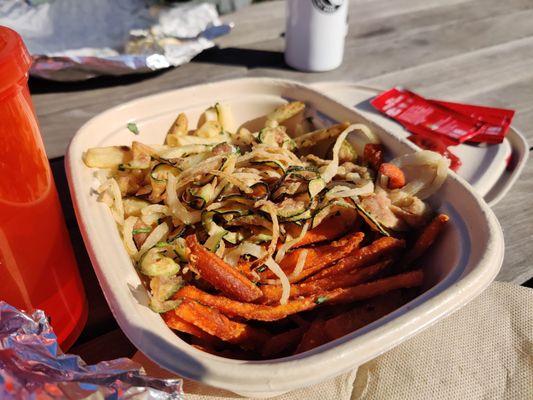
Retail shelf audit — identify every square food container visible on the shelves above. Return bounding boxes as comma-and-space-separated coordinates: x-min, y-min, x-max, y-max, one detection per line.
66, 78, 504, 398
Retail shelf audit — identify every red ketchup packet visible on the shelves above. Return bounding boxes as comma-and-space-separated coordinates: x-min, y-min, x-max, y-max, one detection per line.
430, 100, 514, 144
370, 87, 516, 171
370, 87, 484, 144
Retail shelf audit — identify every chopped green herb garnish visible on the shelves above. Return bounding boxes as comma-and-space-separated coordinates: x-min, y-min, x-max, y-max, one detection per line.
132, 227, 152, 234
155, 242, 168, 248
256, 266, 267, 273
118, 164, 126, 171
127, 122, 140, 135
315, 296, 328, 304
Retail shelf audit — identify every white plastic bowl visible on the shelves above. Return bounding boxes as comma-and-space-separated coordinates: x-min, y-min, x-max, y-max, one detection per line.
66, 78, 504, 398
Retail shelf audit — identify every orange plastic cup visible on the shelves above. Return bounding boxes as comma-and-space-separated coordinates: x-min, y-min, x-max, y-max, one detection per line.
0, 27, 87, 350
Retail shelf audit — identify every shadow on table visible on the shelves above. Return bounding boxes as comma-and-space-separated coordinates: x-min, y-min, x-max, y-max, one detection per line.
193, 46, 288, 70
50, 159, 117, 345
28, 47, 288, 94
29, 69, 170, 94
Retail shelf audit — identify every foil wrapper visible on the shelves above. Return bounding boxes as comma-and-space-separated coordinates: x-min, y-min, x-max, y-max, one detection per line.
0, 301, 183, 399
0, 0, 232, 81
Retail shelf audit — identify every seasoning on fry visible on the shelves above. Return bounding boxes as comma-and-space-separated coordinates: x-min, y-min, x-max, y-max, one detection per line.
186, 235, 262, 302
309, 237, 405, 281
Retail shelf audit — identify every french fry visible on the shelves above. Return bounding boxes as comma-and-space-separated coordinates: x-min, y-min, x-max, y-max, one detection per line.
286, 212, 358, 248
196, 120, 223, 139
308, 236, 404, 281
266, 231, 364, 282
186, 235, 262, 302
403, 214, 449, 264
295, 319, 329, 354
261, 327, 307, 358
320, 270, 423, 306
267, 101, 306, 124
83, 146, 130, 168
175, 299, 268, 348
175, 286, 318, 322
322, 291, 405, 340
295, 123, 350, 148
260, 259, 392, 304
165, 113, 188, 146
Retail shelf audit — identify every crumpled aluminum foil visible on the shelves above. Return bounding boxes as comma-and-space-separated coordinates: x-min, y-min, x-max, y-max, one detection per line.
0, 0, 232, 81
0, 301, 183, 399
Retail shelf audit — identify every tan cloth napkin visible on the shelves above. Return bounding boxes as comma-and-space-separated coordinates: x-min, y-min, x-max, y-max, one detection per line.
135, 281, 533, 399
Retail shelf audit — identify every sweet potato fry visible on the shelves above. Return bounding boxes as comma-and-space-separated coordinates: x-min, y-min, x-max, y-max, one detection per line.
379, 163, 406, 189
175, 285, 318, 321
295, 319, 329, 354
320, 270, 423, 306
308, 236, 404, 281
259, 259, 392, 304
261, 327, 307, 358
403, 214, 449, 264
175, 299, 268, 348
286, 212, 358, 248
323, 291, 405, 340
237, 259, 259, 282
162, 310, 218, 343
266, 231, 364, 283
186, 235, 262, 302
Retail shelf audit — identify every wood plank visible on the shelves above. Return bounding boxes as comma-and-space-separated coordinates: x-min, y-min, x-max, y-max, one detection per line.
33, 63, 247, 159
345, 0, 533, 40
493, 153, 533, 283
218, 0, 484, 49
31, 0, 533, 303
459, 77, 533, 139
246, 7, 533, 86
34, 0, 533, 158
359, 35, 533, 99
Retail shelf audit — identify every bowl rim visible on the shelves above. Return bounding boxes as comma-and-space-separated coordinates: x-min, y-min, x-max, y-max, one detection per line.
65, 77, 504, 394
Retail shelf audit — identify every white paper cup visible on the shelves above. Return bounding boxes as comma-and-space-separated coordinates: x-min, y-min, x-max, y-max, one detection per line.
285, 0, 348, 72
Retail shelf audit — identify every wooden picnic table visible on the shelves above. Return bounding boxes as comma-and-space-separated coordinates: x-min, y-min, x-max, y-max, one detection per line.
31, 0, 532, 364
